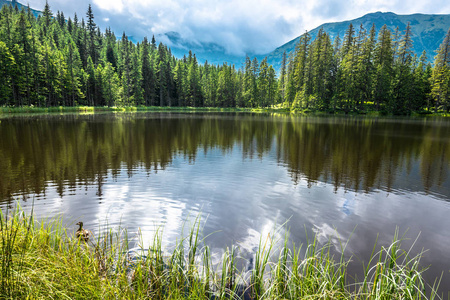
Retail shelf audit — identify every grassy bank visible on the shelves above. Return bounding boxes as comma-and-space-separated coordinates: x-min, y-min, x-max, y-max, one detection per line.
0, 105, 290, 115
0, 208, 442, 299
2, 105, 448, 117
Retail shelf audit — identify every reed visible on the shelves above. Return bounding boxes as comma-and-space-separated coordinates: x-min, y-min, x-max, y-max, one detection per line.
0, 207, 442, 299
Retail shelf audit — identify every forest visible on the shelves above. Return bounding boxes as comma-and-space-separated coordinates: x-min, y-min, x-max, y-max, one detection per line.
0, 2, 449, 114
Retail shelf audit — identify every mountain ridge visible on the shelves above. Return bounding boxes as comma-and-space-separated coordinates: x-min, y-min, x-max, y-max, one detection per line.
0, 0, 41, 17
262, 11, 450, 70
1, 0, 449, 71
160, 31, 254, 68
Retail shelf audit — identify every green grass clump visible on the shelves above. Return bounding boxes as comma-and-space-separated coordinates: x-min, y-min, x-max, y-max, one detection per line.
0, 207, 441, 299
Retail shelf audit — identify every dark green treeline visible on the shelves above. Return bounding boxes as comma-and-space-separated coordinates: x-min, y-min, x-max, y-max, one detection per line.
0, 3, 450, 114
282, 24, 450, 114
0, 114, 448, 201
0, 3, 277, 109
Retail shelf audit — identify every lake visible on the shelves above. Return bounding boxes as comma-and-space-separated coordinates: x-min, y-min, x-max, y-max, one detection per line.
1, 112, 449, 292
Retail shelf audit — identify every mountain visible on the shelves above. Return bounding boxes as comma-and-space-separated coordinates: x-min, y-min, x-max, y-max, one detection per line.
160, 31, 250, 68
0, 0, 41, 17
162, 12, 450, 71
2, 0, 449, 72
263, 12, 450, 71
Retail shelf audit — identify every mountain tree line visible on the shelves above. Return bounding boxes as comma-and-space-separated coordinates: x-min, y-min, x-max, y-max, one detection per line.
279, 23, 450, 114
0, 3, 277, 108
0, 2, 449, 114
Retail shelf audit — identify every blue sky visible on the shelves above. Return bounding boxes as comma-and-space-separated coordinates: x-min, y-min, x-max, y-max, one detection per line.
23, 0, 450, 55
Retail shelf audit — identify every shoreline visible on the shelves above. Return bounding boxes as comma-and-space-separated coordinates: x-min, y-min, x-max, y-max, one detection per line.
1, 105, 449, 117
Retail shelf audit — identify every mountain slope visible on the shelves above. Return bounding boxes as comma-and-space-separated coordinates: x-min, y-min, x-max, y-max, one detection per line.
264, 12, 450, 71
160, 31, 251, 67
0, 0, 41, 17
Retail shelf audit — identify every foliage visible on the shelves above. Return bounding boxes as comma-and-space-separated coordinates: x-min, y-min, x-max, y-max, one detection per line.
0, 2, 450, 114
283, 21, 450, 115
0, 3, 276, 109
0, 207, 441, 299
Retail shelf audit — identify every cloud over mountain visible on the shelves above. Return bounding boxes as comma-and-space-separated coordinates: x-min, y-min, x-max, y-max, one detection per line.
21, 0, 450, 56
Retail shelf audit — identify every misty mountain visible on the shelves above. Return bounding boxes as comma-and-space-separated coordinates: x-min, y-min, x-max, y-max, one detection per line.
160, 31, 251, 68
2, 0, 450, 73
165, 12, 450, 72
263, 12, 450, 71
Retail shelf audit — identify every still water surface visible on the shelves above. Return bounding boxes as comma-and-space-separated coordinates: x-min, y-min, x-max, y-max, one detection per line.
1, 113, 450, 291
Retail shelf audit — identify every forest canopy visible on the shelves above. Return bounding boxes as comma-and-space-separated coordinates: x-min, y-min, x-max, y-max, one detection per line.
0, 2, 449, 115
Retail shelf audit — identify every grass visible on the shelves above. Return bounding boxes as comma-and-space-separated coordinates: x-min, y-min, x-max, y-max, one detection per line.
0, 105, 271, 115
0, 206, 442, 299
1, 104, 449, 117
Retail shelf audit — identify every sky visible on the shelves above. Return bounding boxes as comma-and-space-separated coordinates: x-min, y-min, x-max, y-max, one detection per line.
20, 0, 450, 55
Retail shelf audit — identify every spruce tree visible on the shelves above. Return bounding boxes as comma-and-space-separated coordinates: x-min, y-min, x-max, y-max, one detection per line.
374, 25, 393, 111
431, 28, 450, 112
86, 4, 98, 64
278, 51, 287, 103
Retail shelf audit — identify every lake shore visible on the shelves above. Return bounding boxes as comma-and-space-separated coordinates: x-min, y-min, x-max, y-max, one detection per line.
1, 105, 449, 117
0, 208, 441, 299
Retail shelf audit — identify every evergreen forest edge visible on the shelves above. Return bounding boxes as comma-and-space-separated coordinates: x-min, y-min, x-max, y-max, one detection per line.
0, 2, 450, 115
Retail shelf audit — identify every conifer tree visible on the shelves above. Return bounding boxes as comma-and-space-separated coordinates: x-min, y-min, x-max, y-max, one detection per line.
391, 22, 414, 114
243, 55, 253, 106
278, 51, 287, 103
431, 28, 450, 112
259, 57, 269, 107
0, 41, 15, 105
374, 25, 393, 111
251, 57, 259, 107
42, 1, 52, 30
141, 37, 154, 106
355, 23, 376, 110
86, 4, 98, 64
292, 31, 310, 104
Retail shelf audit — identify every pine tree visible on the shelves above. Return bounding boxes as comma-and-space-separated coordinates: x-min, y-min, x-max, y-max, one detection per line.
243, 55, 253, 107
373, 25, 393, 111
355, 23, 376, 110
187, 52, 201, 107
278, 51, 287, 103
16, 9, 33, 104
340, 23, 357, 112
141, 37, 154, 106
130, 42, 143, 105
0, 41, 15, 105
258, 57, 269, 107
251, 57, 259, 107
431, 28, 450, 112
120, 33, 132, 105
285, 53, 296, 107
156, 43, 167, 107
410, 51, 430, 111
292, 31, 310, 107
42, 1, 52, 30
391, 22, 414, 114
267, 65, 277, 107
86, 4, 98, 64
63, 37, 83, 106
86, 55, 95, 105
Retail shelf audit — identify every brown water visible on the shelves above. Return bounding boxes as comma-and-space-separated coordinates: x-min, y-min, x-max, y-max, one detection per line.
1, 112, 450, 292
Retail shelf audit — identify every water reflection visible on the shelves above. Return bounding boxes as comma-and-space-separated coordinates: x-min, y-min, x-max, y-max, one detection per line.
1, 114, 449, 201
0, 113, 450, 292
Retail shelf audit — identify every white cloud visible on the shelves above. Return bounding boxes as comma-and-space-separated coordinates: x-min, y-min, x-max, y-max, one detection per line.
93, 0, 124, 13
23, 0, 450, 55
